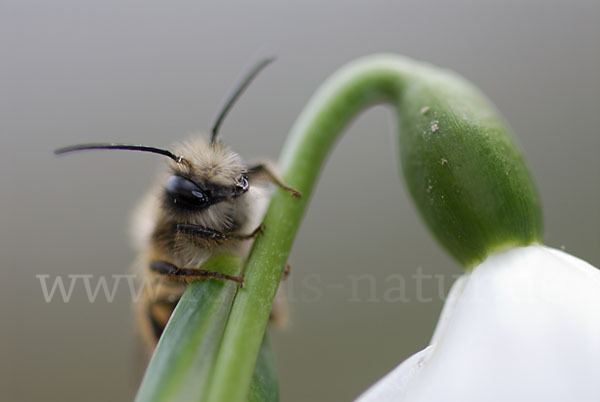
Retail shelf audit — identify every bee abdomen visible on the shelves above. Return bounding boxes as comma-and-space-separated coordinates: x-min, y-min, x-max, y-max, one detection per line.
146, 298, 179, 343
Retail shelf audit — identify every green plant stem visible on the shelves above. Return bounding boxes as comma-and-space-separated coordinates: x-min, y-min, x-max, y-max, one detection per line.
206, 54, 541, 402
205, 56, 402, 402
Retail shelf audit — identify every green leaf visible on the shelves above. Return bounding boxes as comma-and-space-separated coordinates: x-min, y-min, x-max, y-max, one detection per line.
135, 254, 243, 402
135, 254, 280, 402
248, 335, 279, 402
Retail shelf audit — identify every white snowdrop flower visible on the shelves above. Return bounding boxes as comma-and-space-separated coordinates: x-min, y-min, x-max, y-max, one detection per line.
357, 245, 600, 402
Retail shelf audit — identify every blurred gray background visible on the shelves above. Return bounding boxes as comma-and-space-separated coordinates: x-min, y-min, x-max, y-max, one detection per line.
2, 1, 599, 401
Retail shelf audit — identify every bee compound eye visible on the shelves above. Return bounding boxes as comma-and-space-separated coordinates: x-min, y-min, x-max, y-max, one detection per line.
165, 175, 208, 209
235, 175, 249, 193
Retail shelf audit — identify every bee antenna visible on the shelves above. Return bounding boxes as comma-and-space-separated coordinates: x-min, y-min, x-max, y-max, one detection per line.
54, 143, 187, 164
210, 56, 276, 145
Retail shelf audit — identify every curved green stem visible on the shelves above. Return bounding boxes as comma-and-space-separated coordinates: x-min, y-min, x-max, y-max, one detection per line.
205, 56, 405, 402
206, 54, 541, 401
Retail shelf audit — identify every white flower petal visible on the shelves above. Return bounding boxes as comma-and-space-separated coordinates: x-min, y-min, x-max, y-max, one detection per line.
355, 346, 433, 402
356, 245, 600, 402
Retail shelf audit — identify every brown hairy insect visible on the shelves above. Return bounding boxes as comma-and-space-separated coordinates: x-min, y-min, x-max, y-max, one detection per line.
55, 58, 299, 353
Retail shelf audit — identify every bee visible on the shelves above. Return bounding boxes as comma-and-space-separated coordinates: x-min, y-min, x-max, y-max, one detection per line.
55, 58, 299, 354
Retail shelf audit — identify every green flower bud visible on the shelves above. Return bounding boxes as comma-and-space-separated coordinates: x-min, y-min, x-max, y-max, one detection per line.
396, 63, 543, 267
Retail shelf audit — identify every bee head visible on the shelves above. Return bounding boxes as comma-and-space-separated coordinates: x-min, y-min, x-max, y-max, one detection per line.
164, 137, 249, 212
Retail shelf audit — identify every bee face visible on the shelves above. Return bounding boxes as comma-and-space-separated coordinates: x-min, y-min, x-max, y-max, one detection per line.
164, 138, 249, 213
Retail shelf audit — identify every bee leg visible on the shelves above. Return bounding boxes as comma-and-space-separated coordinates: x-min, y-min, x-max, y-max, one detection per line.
176, 223, 265, 240
248, 161, 301, 198
269, 286, 289, 328
150, 260, 244, 285
281, 263, 291, 280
